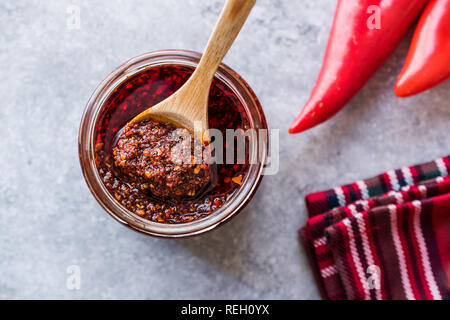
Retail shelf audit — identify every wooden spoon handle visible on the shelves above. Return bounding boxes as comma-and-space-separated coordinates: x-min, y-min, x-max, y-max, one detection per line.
193, 0, 256, 82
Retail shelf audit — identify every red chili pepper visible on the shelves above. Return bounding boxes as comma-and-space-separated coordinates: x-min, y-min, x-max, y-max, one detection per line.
289, 0, 428, 134
395, 0, 450, 97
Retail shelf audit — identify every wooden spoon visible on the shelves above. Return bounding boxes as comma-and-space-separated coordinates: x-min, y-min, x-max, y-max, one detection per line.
130, 0, 256, 139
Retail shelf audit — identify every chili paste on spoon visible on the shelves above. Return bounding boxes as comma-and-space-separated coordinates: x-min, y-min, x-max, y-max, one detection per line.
94, 65, 250, 223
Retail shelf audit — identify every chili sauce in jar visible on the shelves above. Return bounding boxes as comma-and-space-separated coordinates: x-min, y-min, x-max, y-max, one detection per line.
94, 65, 251, 224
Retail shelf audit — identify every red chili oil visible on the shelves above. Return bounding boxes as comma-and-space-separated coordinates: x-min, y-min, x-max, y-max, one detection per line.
94, 65, 250, 223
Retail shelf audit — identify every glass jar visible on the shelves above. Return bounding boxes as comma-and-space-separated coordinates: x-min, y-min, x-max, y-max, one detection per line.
78, 50, 268, 238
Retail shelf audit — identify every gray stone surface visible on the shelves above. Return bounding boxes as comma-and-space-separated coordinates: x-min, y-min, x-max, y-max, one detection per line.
1, 0, 449, 300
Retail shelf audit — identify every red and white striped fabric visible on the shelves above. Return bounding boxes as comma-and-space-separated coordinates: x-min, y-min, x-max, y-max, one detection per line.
300, 156, 450, 300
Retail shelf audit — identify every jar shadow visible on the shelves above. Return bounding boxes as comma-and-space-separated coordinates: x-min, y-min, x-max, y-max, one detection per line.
174, 205, 255, 278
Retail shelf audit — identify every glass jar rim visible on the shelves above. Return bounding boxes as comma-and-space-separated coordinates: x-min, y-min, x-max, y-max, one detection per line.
78, 49, 268, 238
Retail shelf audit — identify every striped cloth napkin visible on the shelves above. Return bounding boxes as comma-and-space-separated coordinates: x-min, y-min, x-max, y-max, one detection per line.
300, 156, 450, 300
